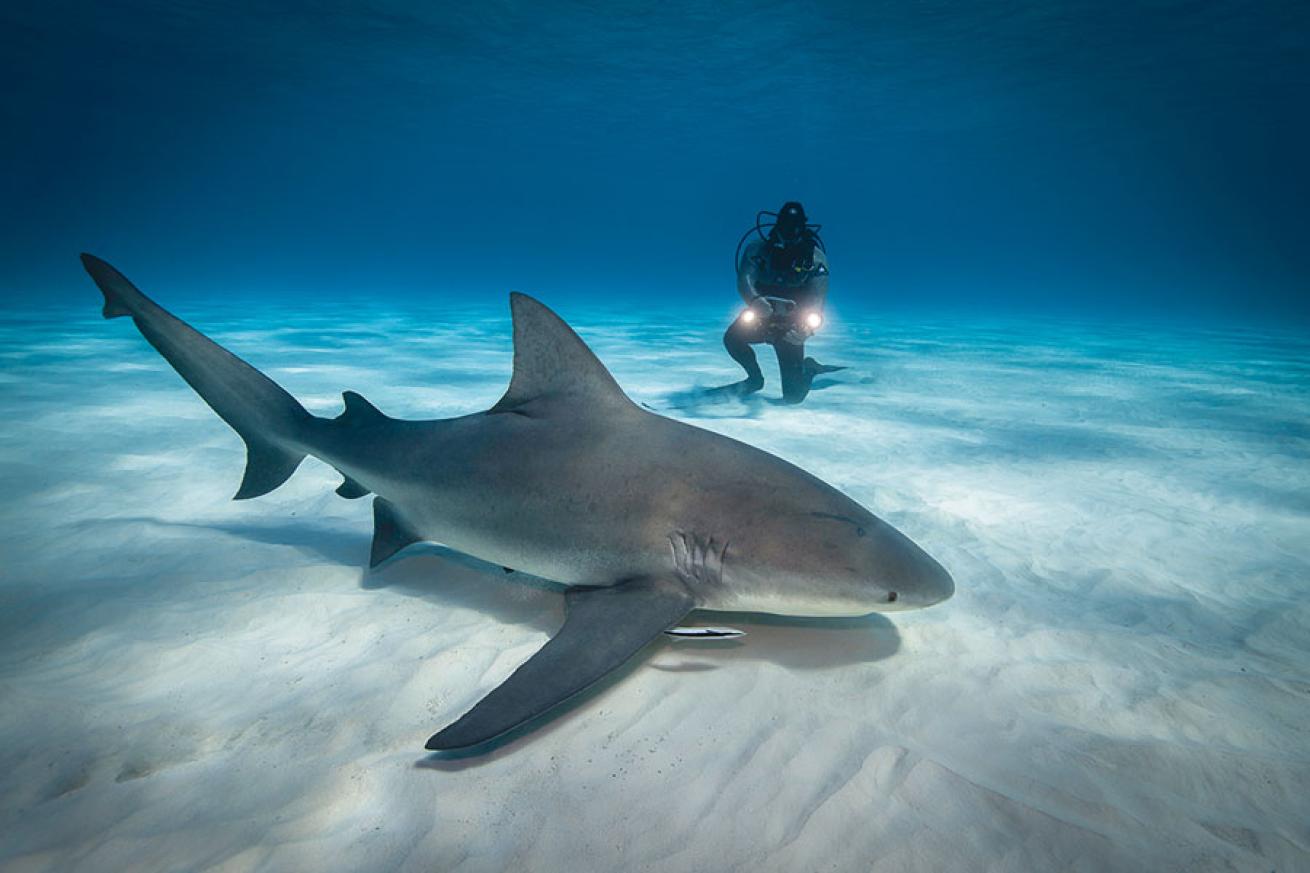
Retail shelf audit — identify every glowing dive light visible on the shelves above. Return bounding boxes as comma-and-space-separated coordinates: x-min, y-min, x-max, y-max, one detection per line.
805, 311, 823, 330
741, 308, 757, 324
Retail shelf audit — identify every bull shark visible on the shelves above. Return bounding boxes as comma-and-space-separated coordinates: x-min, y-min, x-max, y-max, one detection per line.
80, 254, 954, 752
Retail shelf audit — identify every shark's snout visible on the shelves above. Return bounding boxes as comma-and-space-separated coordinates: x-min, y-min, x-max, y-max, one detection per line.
895, 552, 954, 609
861, 528, 955, 613
922, 558, 956, 605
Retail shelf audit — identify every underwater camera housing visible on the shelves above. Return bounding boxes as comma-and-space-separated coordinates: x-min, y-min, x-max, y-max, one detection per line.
741, 295, 824, 341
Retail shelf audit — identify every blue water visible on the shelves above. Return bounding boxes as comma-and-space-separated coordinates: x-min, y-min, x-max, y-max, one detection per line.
3, 3, 1310, 872
3, 1, 1308, 320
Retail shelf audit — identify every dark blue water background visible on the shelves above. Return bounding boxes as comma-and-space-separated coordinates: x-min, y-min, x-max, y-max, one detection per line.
3, 1, 1307, 322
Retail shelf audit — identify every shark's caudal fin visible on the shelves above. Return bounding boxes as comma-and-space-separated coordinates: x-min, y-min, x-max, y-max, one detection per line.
490, 293, 636, 414
81, 254, 313, 499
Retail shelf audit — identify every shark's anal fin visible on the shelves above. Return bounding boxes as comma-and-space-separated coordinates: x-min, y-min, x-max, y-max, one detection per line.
425, 575, 695, 751
370, 498, 423, 567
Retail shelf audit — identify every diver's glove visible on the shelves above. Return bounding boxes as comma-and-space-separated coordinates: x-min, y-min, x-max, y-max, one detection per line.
748, 296, 775, 317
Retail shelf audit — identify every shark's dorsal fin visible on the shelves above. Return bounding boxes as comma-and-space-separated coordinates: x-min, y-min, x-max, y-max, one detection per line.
490, 293, 633, 413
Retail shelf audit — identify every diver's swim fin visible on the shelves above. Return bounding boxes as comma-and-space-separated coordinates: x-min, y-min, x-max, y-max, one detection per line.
803, 357, 847, 376
425, 575, 695, 751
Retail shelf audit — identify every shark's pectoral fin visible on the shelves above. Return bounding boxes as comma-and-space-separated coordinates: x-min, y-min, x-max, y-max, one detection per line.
425, 575, 695, 751
370, 498, 424, 567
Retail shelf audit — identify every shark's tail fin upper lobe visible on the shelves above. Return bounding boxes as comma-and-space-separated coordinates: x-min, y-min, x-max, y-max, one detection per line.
81, 253, 313, 499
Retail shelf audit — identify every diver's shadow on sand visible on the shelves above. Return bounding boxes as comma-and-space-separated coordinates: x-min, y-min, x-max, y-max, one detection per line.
651, 384, 768, 418
651, 371, 848, 417
652, 359, 854, 414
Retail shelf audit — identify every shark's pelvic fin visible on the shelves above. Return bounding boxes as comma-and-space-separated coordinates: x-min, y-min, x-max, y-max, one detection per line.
80, 254, 312, 500
425, 575, 695, 751
490, 293, 635, 414
370, 497, 424, 567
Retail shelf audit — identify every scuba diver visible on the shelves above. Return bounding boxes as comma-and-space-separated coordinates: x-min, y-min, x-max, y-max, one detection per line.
724, 201, 839, 403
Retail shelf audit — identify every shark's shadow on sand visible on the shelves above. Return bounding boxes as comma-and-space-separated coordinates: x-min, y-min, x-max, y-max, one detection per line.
369, 543, 901, 767
84, 516, 902, 766
187, 519, 904, 675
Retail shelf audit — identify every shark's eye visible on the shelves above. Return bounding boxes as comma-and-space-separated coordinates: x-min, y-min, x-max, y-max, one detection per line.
887, 591, 898, 603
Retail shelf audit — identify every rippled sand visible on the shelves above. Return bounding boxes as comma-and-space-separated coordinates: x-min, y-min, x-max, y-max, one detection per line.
1, 299, 1307, 872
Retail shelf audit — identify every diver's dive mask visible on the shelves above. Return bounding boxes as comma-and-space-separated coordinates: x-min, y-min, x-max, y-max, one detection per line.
772, 201, 808, 244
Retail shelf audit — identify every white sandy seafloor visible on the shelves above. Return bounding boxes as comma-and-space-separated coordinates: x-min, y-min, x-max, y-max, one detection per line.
1, 295, 1308, 873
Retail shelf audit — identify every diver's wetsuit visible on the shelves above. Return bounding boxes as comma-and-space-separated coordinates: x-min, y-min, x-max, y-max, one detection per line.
724, 238, 829, 403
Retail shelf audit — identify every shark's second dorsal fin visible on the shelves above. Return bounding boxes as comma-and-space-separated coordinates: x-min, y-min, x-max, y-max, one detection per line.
337, 390, 388, 427
490, 293, 633, 414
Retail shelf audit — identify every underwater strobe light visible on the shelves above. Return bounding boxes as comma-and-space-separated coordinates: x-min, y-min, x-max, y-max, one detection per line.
805, 311, 823, 331
741, 308, 757, 324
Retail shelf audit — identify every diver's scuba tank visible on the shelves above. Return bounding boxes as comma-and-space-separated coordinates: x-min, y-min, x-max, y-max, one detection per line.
734, 201, 826, 276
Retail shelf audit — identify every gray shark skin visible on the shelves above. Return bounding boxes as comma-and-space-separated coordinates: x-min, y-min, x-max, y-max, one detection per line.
80, 254, 954, 753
